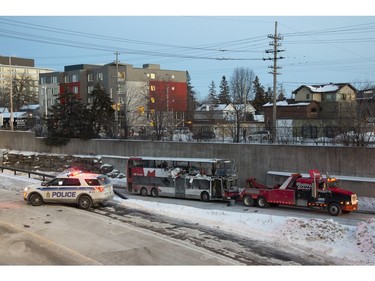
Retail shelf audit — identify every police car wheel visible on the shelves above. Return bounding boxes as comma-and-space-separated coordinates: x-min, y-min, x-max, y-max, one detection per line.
30, 193, 43, 206
77, 195, 92, 210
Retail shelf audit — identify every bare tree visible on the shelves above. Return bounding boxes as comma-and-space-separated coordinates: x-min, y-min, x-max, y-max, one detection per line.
229, 67, 255, 142
148, 80, 172, 140
335, 99, 375, 146
12, 73, 37, 111
0, 73, 36, 111
119, 81, 149, 139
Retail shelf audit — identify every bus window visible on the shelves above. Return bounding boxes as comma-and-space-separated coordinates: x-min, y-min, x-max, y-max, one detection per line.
191, 179, 210, 190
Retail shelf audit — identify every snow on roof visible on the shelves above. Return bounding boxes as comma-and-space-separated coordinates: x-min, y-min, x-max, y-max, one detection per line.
307, 84, 339, 93
263, 101, 310, 107
20, 104, 39, 110
196, 104, 229, 111
1, 112, 28, 118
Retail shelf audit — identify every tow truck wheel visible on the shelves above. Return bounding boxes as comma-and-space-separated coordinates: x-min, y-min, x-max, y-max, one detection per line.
257, 196, 269, 208
328, 202, 342, 216
77, 195, 92, 210
29, 193, 43, 206
140, 187, 147, 196
201, 191, 210, 202
243, 195, 255, 207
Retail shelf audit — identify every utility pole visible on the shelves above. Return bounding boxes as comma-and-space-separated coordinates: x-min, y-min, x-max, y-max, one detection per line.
264, 21, 284, 143
8, 57, 14, 131
114, 51, 120, 137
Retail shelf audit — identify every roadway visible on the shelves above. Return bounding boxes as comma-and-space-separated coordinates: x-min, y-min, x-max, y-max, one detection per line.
1, 173, 373, 266
0, 177, 238, 265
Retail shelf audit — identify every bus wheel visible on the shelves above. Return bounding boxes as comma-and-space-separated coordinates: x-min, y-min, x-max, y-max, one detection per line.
140, 187, 147, 196
257, 196, 269, 208
201, 191, 210, 202
151, 188, 159, 197
243, 195, 254, 207
328, 203, 342, 216
30, 193, 43, 206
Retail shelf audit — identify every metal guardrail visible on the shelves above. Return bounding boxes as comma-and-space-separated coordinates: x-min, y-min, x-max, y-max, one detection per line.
0, 165, 55, 181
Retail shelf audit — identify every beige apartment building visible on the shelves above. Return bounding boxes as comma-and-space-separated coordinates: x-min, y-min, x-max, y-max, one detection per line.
0, 56, 54, 128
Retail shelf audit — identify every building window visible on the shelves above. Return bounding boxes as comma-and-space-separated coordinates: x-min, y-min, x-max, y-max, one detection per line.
150, 73, 156, 80
306, 94, 310, 100
88, 74, 94, 82
40, 77, 46, 84
51, 76, 57, 84
64, 75, 69, 83
118, 72, 125, 81
325, 93, 335, 101
97, 73, 103, 81
88, 85, 94, 94
73, 86, 79, 94
71, 74, 79, 82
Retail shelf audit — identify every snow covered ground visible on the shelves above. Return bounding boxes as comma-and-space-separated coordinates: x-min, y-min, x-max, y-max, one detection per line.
112, 195, 375, 265
106, 178, 375, 266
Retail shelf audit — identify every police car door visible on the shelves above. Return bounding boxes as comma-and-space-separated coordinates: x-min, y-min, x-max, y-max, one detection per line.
44, 178, 64, 202
60, 178, 80, 202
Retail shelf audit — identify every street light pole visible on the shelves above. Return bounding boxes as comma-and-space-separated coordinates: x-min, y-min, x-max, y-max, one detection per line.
8, 57, 14, 131
43, 86, 48, 116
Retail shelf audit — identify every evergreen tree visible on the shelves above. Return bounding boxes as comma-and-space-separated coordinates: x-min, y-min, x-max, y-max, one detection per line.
186, 71, 197, 125
218, 75, 231, 104
89, 83, 115, 137
208, 80, 218, 104
265, 87, 273, 103
252, 76, 267, 112
44, 90, 94, 145
277, 83, 286, 101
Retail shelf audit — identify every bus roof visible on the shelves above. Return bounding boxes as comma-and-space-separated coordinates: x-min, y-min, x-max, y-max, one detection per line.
127, 156, 233, 163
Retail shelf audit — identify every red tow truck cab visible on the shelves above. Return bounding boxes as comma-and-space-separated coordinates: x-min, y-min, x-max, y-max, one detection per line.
240, 170, 358, 216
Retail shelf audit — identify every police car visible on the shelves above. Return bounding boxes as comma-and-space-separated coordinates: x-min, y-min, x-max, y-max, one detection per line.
23, 169, 114, 209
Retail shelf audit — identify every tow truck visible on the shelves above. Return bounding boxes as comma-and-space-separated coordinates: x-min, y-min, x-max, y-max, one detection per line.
240, 170, 358, 216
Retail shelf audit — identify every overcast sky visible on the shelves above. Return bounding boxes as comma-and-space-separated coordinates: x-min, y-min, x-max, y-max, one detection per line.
2, 1, 375, 100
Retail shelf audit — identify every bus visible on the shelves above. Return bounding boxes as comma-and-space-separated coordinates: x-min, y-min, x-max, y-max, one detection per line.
126, 156, 239, 201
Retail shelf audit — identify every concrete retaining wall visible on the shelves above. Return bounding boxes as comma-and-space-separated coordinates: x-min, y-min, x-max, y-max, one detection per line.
0, 130, 374, 197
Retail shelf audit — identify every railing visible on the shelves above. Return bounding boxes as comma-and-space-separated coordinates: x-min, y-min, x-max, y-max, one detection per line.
0, 165, 55, 181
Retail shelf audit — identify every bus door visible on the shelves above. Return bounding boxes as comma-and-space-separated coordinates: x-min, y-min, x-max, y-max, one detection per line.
175, 178, 186, 198
211, 179, 223, 199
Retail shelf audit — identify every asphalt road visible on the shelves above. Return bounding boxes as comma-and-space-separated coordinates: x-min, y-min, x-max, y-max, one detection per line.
0, 185, 239, 265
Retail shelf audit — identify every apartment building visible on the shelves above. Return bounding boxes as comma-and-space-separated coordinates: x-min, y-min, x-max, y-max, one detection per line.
0, 56, 54, 129
0, 56, 54, 111
39, 62, 188, 130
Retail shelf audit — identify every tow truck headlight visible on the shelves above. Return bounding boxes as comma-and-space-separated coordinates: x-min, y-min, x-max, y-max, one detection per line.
351, 194, 358, 205
24, 187, 30, 192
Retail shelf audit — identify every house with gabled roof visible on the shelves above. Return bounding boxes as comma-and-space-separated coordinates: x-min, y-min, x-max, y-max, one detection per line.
293, 83, 357, 119
263, 83, 359, 140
